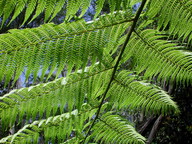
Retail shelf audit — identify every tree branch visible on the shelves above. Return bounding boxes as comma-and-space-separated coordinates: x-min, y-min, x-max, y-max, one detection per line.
139, 116, 155, 134
146, 81, 175, 143
147, 115, 163, 144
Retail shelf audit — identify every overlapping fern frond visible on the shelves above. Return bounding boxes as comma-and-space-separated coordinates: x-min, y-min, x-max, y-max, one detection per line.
108, 70, 179, 115
0, 0, 139, 26
0, 108, 97, 144
147, 0, 192, 45
0, 64, 113, 129
0, 11, 132, 85
0, 108, 146, 144
122, 29, 192, 85
0, 65, 179, 131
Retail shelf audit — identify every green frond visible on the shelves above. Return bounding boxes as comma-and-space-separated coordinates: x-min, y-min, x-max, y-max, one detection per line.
108, 70, 179, 115
122, 29, 192, 85
1, 0, 16, 26
0, 0, 139, 26
0, 108, 97, 144
147, 0, 192, 44
89, 113, 146, 144
0, 65, 113, 129
0, 11, 132, 85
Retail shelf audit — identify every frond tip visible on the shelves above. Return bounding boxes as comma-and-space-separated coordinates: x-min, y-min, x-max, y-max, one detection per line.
108, 70, 180, 115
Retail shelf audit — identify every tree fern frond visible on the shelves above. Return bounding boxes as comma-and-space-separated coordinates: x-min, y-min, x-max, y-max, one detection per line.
0, 0, 140, 26
89, 113, 146, 144
0, 108, 97, 144
0, 11, 132, 85
48, 0, 66, 22
1, 0, 16, 27
107, 70, 179, 115
0, 65, 113, 129
26, 0, 47, 24
122, 29, 192, 85
7, 0, 27, 25
147, 0, 192, 44
22, 0, 38, 26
